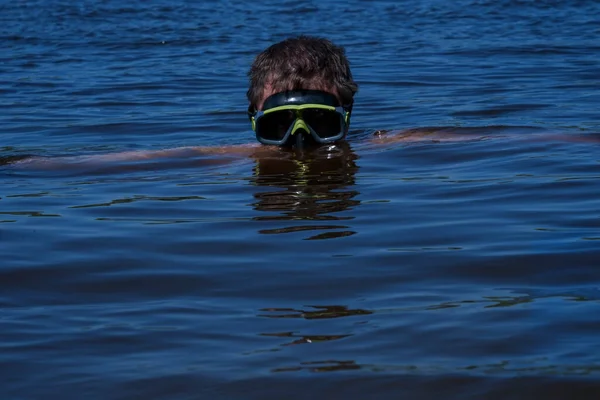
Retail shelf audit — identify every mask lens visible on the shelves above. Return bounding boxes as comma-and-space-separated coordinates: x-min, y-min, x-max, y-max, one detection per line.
256, 110, 296, 141
302, 108, 342, 139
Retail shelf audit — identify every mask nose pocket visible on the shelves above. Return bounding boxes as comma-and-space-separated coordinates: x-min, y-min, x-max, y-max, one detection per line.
290, 118, 310, 136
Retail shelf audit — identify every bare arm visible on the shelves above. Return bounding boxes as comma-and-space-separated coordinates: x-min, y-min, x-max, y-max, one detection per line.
12, 143, 278, 170
368, 127, 490, 145
367, 127, 600, 145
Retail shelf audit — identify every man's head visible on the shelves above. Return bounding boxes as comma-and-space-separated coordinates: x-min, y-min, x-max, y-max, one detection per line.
247, 36, 358, 148
247, 36, 358, 111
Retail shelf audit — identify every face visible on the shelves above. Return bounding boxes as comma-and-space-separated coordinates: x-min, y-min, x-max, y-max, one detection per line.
252, 85, 349, 149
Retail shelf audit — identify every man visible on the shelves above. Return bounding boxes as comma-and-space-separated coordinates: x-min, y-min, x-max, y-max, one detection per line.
246, 36, 358, 149
7, 36, 357, 168
5, 36, 442, 170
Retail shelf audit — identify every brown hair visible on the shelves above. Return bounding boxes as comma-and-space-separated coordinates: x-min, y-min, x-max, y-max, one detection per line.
247, 36, 358, 111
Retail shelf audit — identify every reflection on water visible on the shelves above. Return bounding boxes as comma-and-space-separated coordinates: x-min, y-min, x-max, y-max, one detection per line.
273, 360, 361, 373
69, 194, 207, 209
272, 359, 600, 376
250, 142, 360, 239
260, 332, 352, 346
257, 305, 370, 363
259, 305, 373, 320
262, 291, 600, 377
0, 154, 31, 166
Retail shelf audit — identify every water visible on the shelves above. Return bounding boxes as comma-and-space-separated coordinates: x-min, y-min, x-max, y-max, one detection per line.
2, 0, 600, 398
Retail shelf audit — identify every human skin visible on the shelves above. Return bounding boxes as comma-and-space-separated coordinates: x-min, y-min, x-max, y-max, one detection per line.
13, 87, 342, 167
9, 86, 595, 170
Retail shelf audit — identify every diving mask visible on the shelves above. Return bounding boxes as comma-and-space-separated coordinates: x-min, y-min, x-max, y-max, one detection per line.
248, 90, 351, 147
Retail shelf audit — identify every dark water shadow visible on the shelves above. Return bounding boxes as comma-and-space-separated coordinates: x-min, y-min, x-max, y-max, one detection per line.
0, 153, 32, 166
260, 331, 353, 347
248, 142, 361, 239
258, 304, 373, 320
255, 304, 373, 354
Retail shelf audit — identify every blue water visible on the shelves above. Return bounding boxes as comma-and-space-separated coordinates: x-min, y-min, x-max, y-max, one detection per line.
2, 0, 600, 398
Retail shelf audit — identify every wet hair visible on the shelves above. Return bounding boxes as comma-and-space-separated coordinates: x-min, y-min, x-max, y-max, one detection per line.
247, 36, 358, 111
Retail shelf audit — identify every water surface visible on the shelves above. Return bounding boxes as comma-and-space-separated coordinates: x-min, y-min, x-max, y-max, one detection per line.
2, 0, 600, 398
